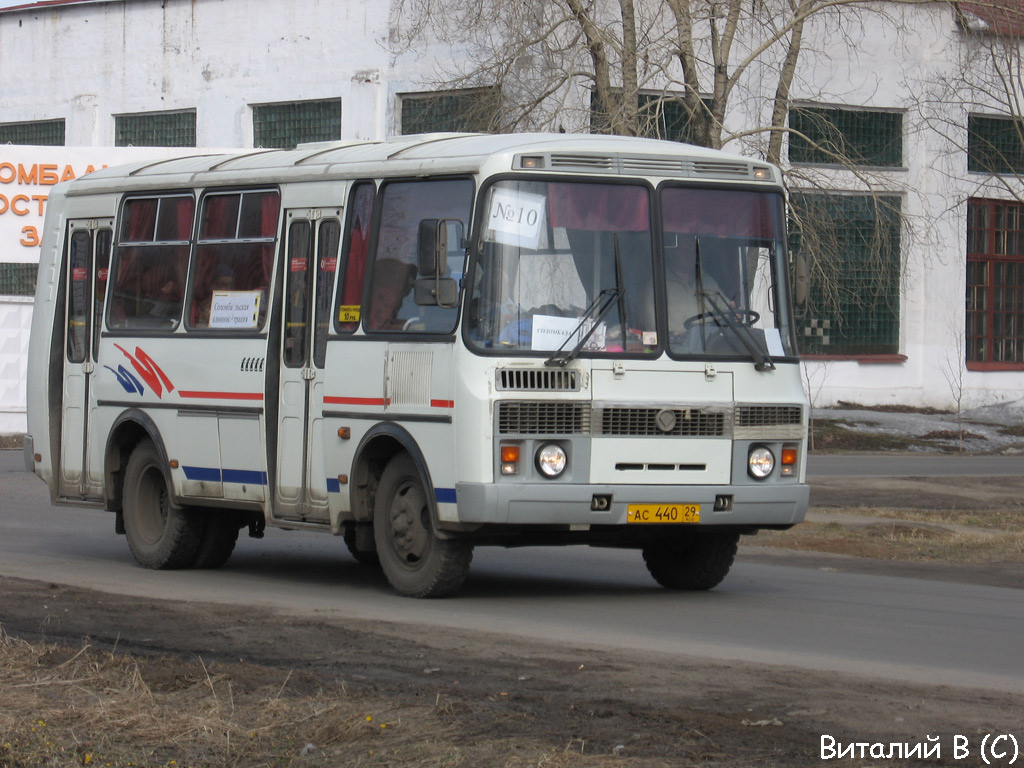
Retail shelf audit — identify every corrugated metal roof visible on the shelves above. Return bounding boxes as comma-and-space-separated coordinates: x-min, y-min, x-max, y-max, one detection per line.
957, 0, 1024, 35
0, 0, 111, 13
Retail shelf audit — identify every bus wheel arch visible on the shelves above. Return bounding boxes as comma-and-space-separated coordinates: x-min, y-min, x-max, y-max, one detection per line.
103, 409, 172, 514
350, 424, 433, 525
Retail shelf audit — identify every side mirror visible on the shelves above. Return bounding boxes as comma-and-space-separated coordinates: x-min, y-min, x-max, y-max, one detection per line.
417, 219, 448, 277
415, 277, 459, 307
793, 252, 810, 307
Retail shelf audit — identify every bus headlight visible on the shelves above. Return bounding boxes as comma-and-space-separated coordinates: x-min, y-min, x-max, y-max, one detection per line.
536, 443, 567, 478
747, 446, 775, 479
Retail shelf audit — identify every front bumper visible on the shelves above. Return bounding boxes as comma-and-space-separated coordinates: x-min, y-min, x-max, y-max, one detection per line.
453, 481, 809, 527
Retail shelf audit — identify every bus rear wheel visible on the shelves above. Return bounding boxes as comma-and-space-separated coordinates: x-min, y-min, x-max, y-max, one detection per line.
122, 440, 202, 569
190, 511, 243, 569
373, 454, 472, 598
642, 530, 739, 591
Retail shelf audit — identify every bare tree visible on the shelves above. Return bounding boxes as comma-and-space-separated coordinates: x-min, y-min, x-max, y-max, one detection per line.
390, 0, 906, 150
916, 0, 1024, 198
389, 0, 930, 347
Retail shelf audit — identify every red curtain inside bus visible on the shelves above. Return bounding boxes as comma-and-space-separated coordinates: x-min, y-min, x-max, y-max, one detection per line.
547, 182, 650, 232
661, 188, 781, 238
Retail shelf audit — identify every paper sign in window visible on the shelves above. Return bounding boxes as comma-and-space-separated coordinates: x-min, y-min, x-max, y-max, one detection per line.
487, 189, 546, 249
209, 290, 261, 330
530, 314, 605, 351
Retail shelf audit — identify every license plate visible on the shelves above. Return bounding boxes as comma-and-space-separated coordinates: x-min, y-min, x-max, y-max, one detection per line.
626, 504, 701, 524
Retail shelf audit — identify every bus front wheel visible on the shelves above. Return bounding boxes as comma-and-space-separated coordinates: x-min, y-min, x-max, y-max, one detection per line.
373, 454, 472, 598
642, 531, 739, 591
122, 440, 202, 569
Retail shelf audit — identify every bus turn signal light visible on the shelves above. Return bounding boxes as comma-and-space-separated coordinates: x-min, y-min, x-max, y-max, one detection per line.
500, 445, 520, 475
781, 445, 798, 476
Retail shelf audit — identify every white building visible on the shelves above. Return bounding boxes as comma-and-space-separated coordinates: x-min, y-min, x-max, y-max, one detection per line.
2, 0, 1023, 434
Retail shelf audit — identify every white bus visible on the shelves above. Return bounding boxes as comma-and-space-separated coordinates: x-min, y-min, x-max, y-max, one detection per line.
25, 133, 809, 597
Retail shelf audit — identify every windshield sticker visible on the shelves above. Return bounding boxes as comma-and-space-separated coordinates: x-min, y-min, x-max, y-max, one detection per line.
338, 305, 361, 323
487, 188, 546, 250
208, 290, 261, 330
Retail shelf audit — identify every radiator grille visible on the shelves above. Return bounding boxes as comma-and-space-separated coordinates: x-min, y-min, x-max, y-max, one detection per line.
497, 402, 591, 435
734, 404, 804, 439
598, 408, 725, 437
497, 368, 581, 392
736, 405, 803, 428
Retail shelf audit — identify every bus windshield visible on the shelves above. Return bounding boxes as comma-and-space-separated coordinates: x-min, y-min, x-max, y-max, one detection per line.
659, 186, 795, 360
466, 179, 657, 356
465, 179, 795, 362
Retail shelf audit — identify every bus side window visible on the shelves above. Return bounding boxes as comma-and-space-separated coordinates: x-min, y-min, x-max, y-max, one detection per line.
188, 190, 279, 330
364, 178, 473, 334
335, 181, 374, 333
108, 195, 194, 330
66, 229, 92, 363
92, 229, 111, 360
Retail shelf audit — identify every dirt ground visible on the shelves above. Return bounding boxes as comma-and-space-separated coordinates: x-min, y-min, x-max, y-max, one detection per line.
3, 464, 1023, 767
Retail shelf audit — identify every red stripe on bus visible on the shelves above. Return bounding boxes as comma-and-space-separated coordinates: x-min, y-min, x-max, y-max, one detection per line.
323, 396, 388, 406
430, 400, 454, 408
178, 391, 264, 401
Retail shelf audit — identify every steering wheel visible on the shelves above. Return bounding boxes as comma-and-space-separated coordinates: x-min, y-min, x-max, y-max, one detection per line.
683, 308, 760, 329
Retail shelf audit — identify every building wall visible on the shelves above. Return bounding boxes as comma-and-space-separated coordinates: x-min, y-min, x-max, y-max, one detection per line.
2, 0, 1024, 423
0, 0, 390, 145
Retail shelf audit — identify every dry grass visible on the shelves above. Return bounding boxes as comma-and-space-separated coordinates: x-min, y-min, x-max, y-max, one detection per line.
0, 627, 673, 768
754, 509, 1024, 564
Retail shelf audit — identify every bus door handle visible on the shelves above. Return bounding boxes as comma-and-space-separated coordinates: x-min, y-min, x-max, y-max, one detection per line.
301, 367, 316, 381
83, 361, 95, 374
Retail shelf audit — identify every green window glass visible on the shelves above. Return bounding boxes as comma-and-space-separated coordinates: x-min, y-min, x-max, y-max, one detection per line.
0, 119, 65, 146
252, 99, 341, 149
790, 193, 902, 355
0, 263, 38, 296
400, 89, 496, 134
968, 115, 1024, 175
115, 111, 196, 147
591, 92, 712, 146
966, 199, 1024, 366
789, 107, 903, 167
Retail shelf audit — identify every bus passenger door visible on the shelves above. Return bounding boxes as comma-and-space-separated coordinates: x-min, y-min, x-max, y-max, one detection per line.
58, 219, 113, 500
274, 210, 340, 522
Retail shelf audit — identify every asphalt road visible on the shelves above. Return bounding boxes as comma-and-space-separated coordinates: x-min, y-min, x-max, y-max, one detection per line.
3, 450, 1023, 694
807, 454, 1024, 477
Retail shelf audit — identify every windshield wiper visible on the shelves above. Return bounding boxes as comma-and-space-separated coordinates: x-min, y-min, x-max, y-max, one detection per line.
546, 236, 627, 367
698, 290, 776, 372
544, 286, 622, 367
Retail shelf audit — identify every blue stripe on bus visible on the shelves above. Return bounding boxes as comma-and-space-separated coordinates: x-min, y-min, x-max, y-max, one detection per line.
326, 477, 341, 494
182, 466, 268, 485
434, 487, 456, 504
222, 468, 268, 485
182, 466, 221, 482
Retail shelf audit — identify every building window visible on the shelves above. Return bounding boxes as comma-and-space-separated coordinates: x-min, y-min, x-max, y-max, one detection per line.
400, 89, 497, 134
790, 193, 902, 356
115, 111, 196, 147
788, 107, 903, 168
0, 119, 65, 146
966, 198, 1024, 367
968, 115, 1024, 175
591, 92, 712, 145
251, 99, 341, 149
0, 263, 37, 296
